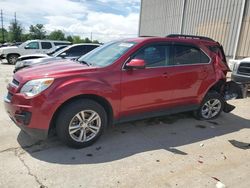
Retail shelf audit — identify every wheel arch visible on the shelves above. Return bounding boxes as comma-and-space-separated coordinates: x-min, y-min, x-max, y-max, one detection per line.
49, 94, 114, 133
7, 53, 21, 58
207, 79, 226, 95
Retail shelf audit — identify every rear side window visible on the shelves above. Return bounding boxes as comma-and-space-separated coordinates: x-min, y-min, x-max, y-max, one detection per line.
85, 45, 99, 53
41, 42, 52, 49
133, 44, 171, 67
173, 45, 210, 65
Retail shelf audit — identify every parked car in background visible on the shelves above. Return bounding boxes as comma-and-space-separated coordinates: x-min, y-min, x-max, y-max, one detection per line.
14, 43, 100, 72
16, 45, 68, 62
231, 57, 250, 84
0, 40, 71, 64
4, 35, 247, 148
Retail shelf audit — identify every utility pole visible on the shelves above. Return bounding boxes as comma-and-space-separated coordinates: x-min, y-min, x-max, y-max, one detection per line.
14, 12, 17, 24
0, 10, 4, 43
90, 32, 92, 41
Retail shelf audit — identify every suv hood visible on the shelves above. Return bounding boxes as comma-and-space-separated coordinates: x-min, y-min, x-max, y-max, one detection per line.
14, 59, 97, 83
0, 46, 18, 52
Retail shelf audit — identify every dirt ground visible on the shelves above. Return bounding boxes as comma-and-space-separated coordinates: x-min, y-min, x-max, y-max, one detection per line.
0, 62, 250, 188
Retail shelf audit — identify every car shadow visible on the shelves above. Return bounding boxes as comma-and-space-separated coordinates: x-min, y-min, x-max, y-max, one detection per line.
17, 112, 250, 164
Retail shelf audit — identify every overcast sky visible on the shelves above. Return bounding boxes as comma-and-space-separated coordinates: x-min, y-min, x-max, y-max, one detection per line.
0, 0, 141, 42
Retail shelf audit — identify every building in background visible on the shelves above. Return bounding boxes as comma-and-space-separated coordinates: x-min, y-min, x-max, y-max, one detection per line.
139, 0, 250, 59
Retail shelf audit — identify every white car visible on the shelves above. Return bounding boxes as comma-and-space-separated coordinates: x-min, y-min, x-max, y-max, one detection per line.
14, 43, 100, 72
0, 40, 71, 64
231, 57, 250, 84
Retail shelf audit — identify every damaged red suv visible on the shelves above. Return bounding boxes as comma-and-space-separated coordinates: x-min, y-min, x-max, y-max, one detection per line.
4, 34, 247, 148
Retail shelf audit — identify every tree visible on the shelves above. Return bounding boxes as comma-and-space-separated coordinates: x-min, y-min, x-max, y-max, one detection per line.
66, 35, 73, 43
48, 30, 65, 40
0, 28, 8, 43
92, 40, 100, 44
83, 37, 92, 43
29, 24, 46, 39
72, 35, 83, 43
8, 20, 23, 42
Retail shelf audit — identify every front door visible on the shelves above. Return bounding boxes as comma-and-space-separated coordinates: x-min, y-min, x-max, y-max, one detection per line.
121, 44, 175, 118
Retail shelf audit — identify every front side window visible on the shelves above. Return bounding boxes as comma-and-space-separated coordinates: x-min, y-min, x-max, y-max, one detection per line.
133, 44, 171, 67
78, 41, 136, 67
25, 42, 39, 49
41, 42, 52, 49
173, 45, 210, 65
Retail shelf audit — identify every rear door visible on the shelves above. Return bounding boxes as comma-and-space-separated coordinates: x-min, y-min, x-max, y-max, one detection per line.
166, 44, 212, 105
41, 42, 53, 53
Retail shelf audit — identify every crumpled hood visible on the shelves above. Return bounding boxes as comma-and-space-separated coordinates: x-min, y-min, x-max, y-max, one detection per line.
14, 59, 97, 83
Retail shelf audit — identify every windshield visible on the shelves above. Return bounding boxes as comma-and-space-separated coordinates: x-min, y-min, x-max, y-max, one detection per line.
78, 41, 136, 67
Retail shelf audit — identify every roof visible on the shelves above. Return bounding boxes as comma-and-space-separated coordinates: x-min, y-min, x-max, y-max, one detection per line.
122, 36, 218, 45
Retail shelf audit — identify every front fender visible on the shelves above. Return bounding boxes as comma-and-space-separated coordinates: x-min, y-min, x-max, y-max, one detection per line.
43, 77, 120, 120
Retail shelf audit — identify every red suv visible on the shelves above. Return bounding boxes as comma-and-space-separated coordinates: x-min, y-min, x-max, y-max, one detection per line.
4, 35, 247, 148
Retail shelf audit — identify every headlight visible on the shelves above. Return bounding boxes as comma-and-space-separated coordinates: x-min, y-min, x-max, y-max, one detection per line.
20, 78, 54, 97
15, 61, 24, 68
233, 63, 239, 73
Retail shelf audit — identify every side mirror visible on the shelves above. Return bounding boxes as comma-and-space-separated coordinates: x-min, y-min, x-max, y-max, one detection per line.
126, 59, 146, 69
59, 52, 67, 58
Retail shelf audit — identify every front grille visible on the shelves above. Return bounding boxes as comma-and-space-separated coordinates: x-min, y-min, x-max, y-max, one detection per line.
11, 79, 19, 87
238, 62, 250, 76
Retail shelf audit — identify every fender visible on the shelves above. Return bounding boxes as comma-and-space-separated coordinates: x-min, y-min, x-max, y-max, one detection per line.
41, 76, 120, 122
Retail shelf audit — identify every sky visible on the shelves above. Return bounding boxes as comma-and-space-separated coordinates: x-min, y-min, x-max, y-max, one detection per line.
0, 0, 141, 42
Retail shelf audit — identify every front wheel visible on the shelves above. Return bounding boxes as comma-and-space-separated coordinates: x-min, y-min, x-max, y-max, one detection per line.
56, 99, 107, 148
194, 92, 224, 120
7, 54, 19, 64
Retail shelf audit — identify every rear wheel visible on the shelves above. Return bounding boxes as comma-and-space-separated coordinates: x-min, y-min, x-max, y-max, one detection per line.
7, 54, 19, 64
56, 99, 107, 148
194, 92, 224, 120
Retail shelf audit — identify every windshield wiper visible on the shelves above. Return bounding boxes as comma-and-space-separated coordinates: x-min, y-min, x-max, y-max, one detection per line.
78, 60, 90, 66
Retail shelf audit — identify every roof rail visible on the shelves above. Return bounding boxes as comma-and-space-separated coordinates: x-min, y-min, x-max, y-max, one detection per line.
166, 34, 215, 42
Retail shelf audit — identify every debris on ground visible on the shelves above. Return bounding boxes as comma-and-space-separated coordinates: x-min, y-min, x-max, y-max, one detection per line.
229, 140, 250, 150
96, 146, 102, 151
196, 124, 207, 129
216, 181, 226, 188
212, 177, 221, 182
200, 143, 204, 147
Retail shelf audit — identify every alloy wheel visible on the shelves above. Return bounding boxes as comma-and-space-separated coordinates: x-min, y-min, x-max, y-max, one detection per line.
201, 99, 222, 119
68, 110, 101, 142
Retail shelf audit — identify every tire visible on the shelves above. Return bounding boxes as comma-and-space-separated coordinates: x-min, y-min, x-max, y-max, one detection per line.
56, 99, 107, 148
7, 54, 19, 64
194, 92, 224, 120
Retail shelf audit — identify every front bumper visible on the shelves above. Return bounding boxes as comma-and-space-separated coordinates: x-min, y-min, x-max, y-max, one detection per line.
0, 54, 6, 60
4, 94, 49, 140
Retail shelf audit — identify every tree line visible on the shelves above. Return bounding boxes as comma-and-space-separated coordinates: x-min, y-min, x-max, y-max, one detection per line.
0, 21, 99, 44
